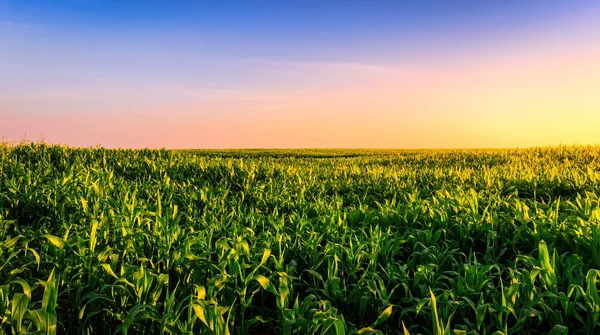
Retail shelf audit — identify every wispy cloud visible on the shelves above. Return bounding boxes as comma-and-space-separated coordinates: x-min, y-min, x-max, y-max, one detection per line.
169, 87, 309, 102
240, 58, 408, 76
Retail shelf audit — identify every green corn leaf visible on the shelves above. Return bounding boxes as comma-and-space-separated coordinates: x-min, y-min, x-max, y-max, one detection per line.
101, 264, 118, 279
11, 278, 32, 301
260, 248, 271, 266
191, 303, 208, 327
333, 318, 346, 335
548, 324, 568, 335
44, 235, 66, 249
254, 274, 271, 290
372, 305, 393, 327
89, 220, 99, 252
357, 327, 383, 335
11, 293, 29, 334
402, 321, 411, 335
430, 288, 442, 335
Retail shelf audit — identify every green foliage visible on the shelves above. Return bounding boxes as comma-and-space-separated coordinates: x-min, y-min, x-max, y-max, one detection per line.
1, 143, 600, 334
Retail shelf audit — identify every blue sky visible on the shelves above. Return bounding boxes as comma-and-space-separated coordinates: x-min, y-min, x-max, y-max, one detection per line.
2, 1, 586, 62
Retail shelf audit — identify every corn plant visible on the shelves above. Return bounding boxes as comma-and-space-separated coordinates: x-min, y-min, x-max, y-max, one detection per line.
1, 143, 600, 334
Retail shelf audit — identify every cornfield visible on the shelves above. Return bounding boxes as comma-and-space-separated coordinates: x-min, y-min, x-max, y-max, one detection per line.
1, 143, 600, 334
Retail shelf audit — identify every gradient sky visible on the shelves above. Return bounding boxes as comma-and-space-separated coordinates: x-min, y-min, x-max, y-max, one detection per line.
1, 0, 599, 148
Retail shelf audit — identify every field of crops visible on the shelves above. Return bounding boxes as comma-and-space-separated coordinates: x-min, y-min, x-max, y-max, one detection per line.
2, 143, 600, 334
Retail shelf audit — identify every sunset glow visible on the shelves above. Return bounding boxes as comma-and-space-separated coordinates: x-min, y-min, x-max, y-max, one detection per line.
2, 1, 599, 148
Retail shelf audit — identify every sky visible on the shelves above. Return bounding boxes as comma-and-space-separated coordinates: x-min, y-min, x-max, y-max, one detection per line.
1, 0, 599, 148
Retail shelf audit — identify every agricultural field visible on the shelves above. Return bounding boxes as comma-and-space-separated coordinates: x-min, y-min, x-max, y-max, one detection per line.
2, 143, 600, 334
